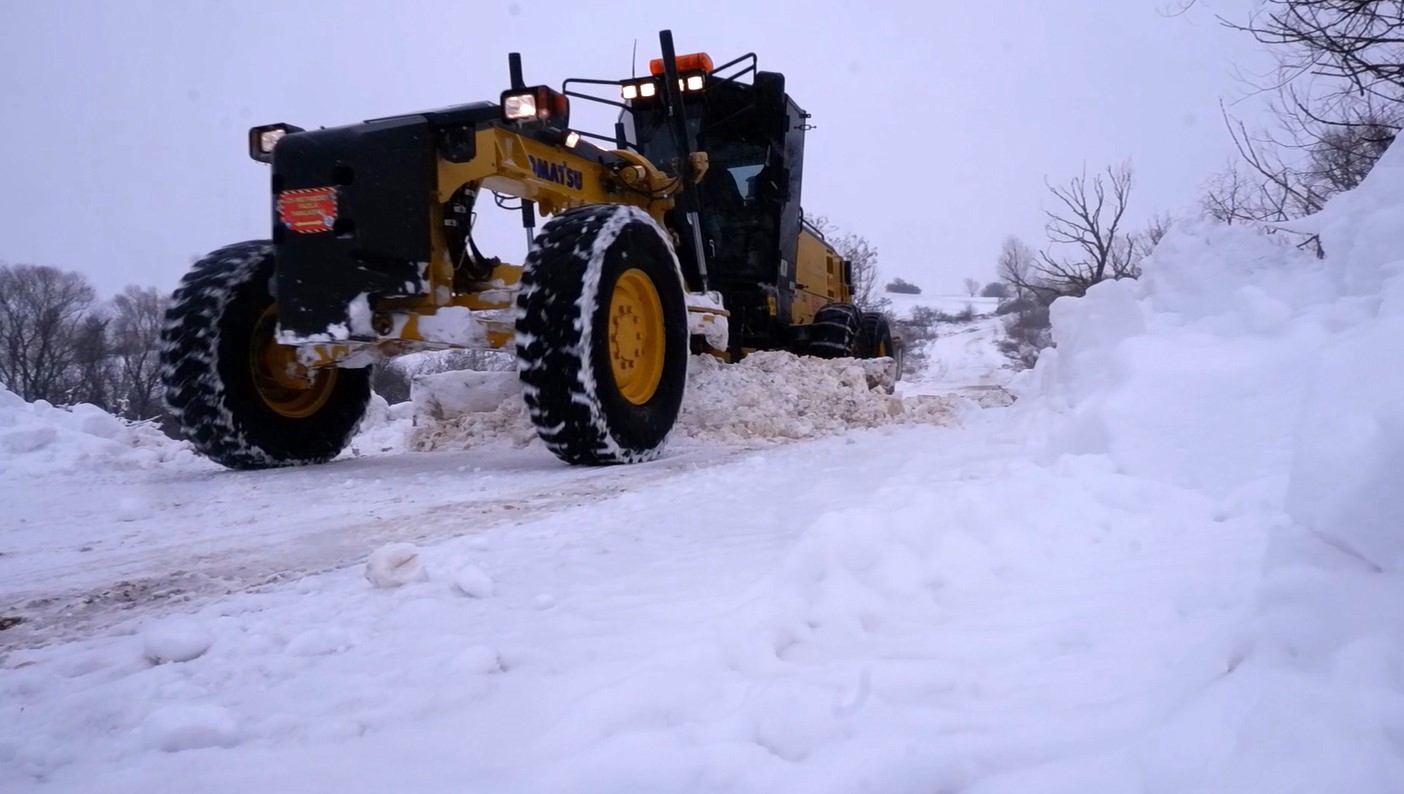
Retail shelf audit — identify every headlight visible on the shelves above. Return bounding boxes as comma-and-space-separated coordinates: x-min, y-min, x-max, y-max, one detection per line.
500, 85, 570, 126
640, 82, 657, 98
503, 93, 538, 120
685, 74, 705, 91
247, 122, 305, 164
259, 129, 287, 153
621, 84, 639, 101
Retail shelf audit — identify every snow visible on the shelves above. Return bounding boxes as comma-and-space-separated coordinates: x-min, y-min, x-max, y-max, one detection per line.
451, 564, 495, 599
412, 350, 957, 453
0, 388, 202, 478
364, 542, 427, 588
3, 145, 1404, 789
140, 619, 214, 664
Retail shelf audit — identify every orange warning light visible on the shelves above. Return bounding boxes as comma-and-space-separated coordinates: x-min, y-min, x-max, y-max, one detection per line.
649, 52, 714, 76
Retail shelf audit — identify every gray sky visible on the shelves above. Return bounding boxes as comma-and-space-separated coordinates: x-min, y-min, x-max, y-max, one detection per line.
0, 0, 1266, 297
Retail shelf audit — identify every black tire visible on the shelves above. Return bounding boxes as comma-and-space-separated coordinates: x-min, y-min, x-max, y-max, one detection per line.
159, 240, 371, 470
808, 302, 861, 358
857, 311, 904, 391
856, 312, 895, 359
515, 205, 688, 465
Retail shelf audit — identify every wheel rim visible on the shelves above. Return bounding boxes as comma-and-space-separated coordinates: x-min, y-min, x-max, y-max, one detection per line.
249, 305, 338, 418
607, 268, 666, 406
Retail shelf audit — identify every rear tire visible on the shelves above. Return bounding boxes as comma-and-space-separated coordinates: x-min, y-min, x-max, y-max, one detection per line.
856, 312, 895, 359
857, 311, 903, 391
515, 205, 688, 465
159, 240, 371, 469
808, 302, 861, 358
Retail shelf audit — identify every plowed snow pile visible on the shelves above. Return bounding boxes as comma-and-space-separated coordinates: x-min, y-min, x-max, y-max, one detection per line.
409, 351, 960, 451
0, 387, 200, 477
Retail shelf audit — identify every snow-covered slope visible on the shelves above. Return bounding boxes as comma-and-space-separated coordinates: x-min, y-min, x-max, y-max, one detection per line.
3, 146, 1403, 790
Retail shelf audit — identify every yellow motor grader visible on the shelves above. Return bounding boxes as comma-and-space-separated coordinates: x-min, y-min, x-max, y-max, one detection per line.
159, 30, 902, 468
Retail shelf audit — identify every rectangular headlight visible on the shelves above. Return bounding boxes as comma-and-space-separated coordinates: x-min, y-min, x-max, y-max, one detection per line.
500, 85, 570, 126
247, 122, 305, 164
503, 93, 538, 120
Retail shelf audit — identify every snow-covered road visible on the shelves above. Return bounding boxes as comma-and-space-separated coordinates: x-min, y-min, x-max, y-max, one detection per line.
3, 413, 1270, 792
1, 442, 748, 649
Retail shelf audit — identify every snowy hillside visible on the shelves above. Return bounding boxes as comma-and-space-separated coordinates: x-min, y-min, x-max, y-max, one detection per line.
4, 147, 1404, 791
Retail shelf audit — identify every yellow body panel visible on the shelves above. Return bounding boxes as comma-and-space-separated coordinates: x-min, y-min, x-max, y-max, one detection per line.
790, 228, 850, 324
291, 128, 693, 369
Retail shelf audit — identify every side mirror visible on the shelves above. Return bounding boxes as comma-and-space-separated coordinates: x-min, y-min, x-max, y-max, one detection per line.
754, 71, 788, 132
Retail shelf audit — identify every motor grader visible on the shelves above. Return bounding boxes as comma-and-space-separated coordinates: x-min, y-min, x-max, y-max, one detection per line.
159, 30, 902, 468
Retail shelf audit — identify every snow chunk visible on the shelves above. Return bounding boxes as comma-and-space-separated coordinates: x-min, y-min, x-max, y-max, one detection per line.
451, 564, 494, 598
286, 627, 355, 656
141, 619, 214, 664
413, 370, 521, 420
365, 542, 426, 588
142, 703, 239, 752
451, 644, 502, 674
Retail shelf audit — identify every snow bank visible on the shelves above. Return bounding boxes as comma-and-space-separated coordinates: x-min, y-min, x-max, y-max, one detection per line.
1013, 142, 1404, 788
0, 388, 201, 477
409, 352, 960, 452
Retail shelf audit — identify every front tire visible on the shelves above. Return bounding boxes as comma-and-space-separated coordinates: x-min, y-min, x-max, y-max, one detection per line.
159, 241, 371, 469
515, 205, 688, 465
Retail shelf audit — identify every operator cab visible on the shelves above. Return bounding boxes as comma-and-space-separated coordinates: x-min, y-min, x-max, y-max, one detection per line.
617, 54, 811, 323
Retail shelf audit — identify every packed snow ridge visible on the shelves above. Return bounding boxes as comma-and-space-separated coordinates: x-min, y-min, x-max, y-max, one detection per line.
409, 351, 961, 452
0, 389, 201, 478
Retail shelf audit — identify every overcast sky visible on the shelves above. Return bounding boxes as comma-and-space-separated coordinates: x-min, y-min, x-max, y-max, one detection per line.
0, 0, 1268, 297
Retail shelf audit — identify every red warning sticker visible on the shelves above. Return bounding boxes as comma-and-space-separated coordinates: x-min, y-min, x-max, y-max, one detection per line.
277, 187, 338, 234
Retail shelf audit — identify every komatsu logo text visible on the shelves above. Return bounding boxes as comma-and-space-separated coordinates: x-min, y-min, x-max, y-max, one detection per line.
528, 156, 583, 190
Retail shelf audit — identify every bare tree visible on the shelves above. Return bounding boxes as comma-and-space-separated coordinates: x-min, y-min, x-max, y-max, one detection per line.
108, 286, 169, 419
1012, 162, 1136, 300
963, 277, 981, 297
1201, 162, 1259, 224
1132, 212, 1175, 261
997, 235, 1038, 299
1224, 2, 1404, 102
69, 314, 114, 408
803, 213, 883, 310
0, 264, 98, 403
1202, 2, 1404, 240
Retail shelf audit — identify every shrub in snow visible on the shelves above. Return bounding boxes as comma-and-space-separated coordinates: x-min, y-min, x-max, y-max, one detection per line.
365, 543, 426, 588
884, 277, 922, 294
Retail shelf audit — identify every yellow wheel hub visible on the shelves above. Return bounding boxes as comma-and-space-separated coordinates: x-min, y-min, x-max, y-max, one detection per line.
250, 306, 338, 419
607, 268, 665, 405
